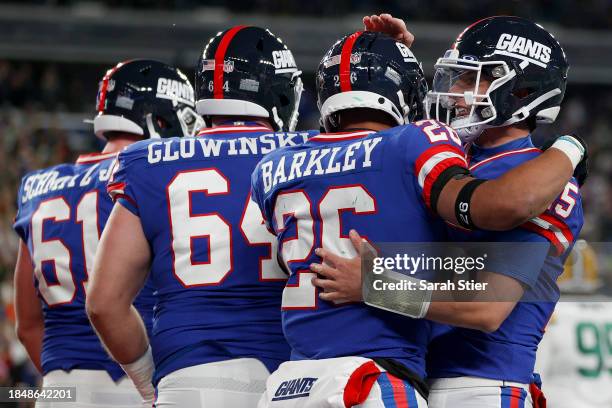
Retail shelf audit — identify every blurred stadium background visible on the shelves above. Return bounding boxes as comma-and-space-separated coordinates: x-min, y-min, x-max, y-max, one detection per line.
0, 0, 611, 397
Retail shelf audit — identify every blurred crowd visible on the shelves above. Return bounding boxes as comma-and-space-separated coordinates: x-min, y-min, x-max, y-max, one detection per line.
11, 0, 612, 29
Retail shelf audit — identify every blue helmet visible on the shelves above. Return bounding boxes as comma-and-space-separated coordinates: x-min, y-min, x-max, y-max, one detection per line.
94, 59, 203, 139
427, 16, 569, 143
316, 31, 428, 132
194, 26, 303, 131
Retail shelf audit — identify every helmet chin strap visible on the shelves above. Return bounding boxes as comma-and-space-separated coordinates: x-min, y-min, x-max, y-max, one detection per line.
145, 114, 162, 139
271, 107, 284, 131
452, 114, 488, 144
455, 125, 484, 145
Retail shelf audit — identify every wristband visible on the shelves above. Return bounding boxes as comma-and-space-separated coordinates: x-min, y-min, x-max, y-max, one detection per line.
551, 135, 585, 169
363, 267, 432, 318
121, 346, 155, 403
361, 238, 432, 319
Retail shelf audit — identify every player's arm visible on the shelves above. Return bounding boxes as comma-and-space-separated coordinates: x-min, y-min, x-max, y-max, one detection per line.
423, 272, 524, 332
13, 240, 43, 372
311, 230, 524, 332
435, 135, 586, 231
367, 194, 580, 328
86, 202, 154, 402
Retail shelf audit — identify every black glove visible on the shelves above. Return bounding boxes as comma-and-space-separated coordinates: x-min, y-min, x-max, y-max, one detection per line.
541, 133, 588, 187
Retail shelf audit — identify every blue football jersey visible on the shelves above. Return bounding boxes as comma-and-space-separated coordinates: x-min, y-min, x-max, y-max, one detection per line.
251, 120, 469, 380
107, 125, 316, 385
13, 151, 154, 380
427, 136, 584, 384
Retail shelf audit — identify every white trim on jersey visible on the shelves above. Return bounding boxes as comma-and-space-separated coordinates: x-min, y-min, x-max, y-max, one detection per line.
197, 125, 272, 135
469, 147, 540, 171
309, 130, 375, 141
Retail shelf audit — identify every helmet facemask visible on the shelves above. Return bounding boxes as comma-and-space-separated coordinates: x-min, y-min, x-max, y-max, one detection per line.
177, 105, 205, 136
427, 17, 569, 145
287, 72, 304, 132
427, 48, 565, 145
270, 71, 303, 132
143, 102, 204, 139
426, 50, 516, 144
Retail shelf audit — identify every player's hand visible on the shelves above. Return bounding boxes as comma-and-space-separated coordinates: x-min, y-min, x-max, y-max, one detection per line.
310, 229, 364, 303
363, 13, 414, 47
542, 133, 589, 186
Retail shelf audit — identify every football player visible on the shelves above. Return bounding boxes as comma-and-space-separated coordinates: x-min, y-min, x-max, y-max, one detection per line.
13, 59, 200, 407
251, 30, 585, 407
309, 16, 584, 408
535, 240, 612, 408
425, 16, 583, 408
86, 26, 311, 407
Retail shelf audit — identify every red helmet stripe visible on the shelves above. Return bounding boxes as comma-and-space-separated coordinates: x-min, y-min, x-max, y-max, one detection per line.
339, 31, 363, 92
452, 16, 509, 48
214, 25, 248, 99
96, 61, 129, 112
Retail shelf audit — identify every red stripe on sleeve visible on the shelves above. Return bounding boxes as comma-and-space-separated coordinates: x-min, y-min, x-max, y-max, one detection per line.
539, 213, 574, 245
106, 181, 126, 196
422, 157, 468, 211
414, 144, 467, 211
414, 144, 466, 180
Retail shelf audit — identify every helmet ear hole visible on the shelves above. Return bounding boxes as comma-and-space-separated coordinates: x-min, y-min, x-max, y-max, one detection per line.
156, 116, 170, 129
512, 88, 535, 99
279, 94, 290, 107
